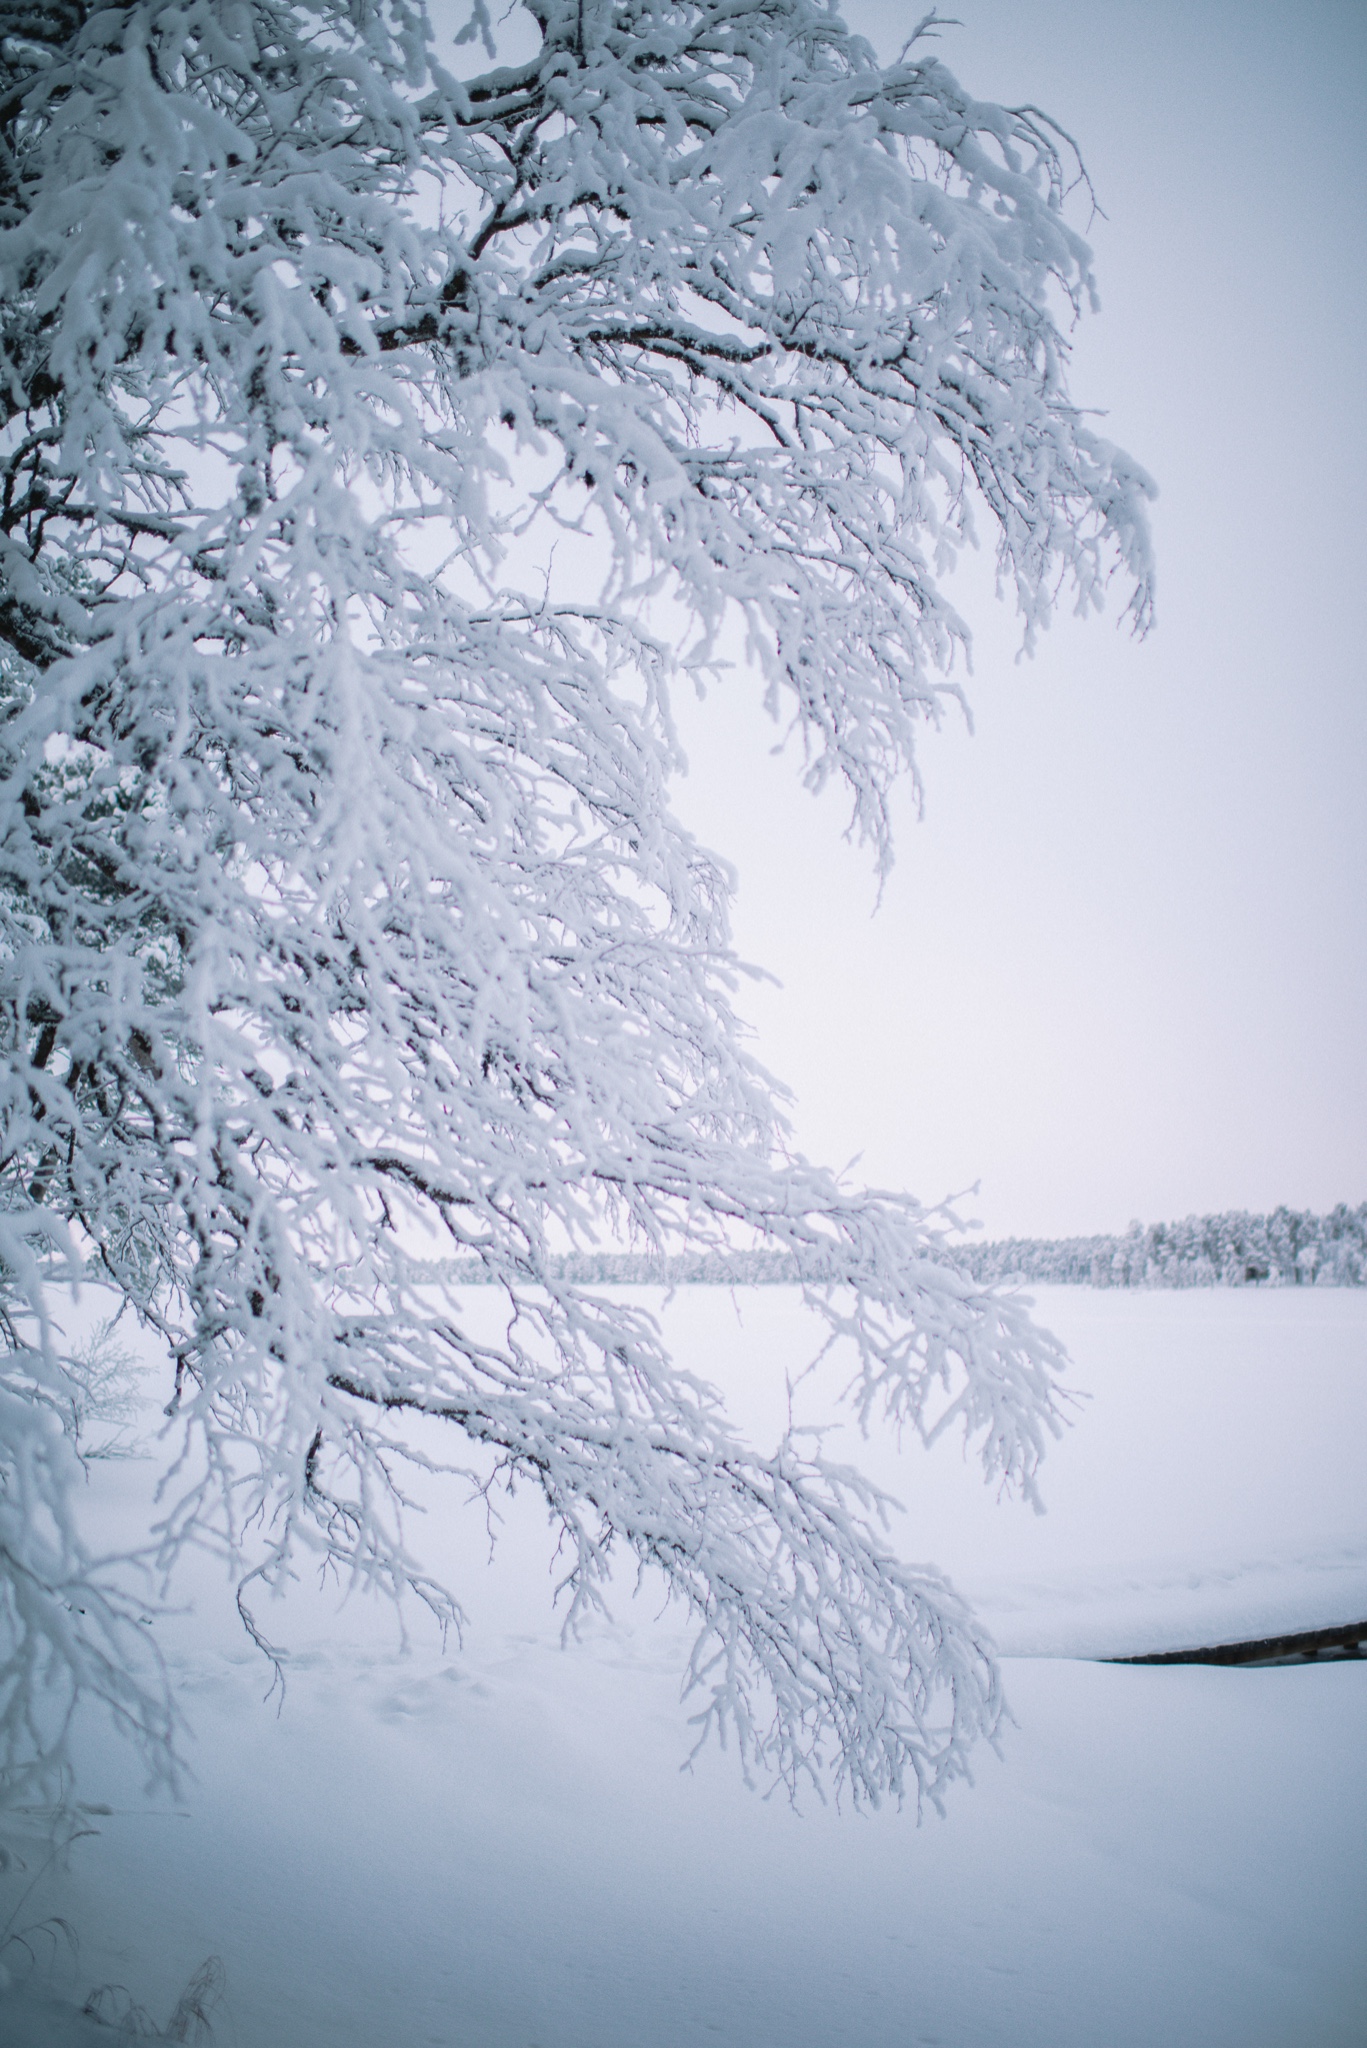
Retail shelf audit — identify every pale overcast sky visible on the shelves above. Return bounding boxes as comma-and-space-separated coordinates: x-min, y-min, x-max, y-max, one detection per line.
440, 0, 1366, 1241
664, 0, 1367, 1239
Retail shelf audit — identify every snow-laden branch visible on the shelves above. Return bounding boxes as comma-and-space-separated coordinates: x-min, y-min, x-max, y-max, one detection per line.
0, 0, 1145, 1806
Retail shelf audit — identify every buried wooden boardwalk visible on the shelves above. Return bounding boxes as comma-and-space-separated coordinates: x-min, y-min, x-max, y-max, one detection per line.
1107, 1620, 1365, 1668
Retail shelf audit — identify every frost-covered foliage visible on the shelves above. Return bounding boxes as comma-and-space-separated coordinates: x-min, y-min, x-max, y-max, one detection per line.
0, 0, 1151, 1809
0, 1300, 175, 1815
958, 1205, 1367, 1290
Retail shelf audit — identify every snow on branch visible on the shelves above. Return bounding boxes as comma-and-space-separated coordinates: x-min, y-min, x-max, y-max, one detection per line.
0, 0, 1146, 1806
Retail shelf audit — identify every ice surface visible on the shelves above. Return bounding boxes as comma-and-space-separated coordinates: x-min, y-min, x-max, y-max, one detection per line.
2, 1286, 1364, 2046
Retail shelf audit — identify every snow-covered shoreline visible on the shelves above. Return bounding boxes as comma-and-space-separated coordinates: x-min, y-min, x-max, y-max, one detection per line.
4, 1285, 1364, 2047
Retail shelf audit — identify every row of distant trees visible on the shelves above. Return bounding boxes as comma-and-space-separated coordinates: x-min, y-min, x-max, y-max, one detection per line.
954, 1206, 1367, 1289
453, 1207, 1367, 1290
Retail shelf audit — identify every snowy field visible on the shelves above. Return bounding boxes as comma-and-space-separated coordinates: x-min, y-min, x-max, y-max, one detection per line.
5, 1285, 1365, 2048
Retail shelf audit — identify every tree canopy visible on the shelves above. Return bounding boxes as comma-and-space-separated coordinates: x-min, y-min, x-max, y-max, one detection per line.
0, 0, 1152, 1811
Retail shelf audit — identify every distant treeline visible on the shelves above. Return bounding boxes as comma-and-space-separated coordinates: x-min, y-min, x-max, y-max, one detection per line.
951, 1204, 1367, 1289
447, 1205, 1367, 1289
446, 1249, 802, 1287
450, 1204, 1367, 1286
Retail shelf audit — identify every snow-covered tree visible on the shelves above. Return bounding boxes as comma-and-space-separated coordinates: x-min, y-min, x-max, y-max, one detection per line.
0, 0, 1152, 1811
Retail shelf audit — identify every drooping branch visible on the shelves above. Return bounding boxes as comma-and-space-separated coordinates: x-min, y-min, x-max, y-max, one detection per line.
0, 0, 1149, 1807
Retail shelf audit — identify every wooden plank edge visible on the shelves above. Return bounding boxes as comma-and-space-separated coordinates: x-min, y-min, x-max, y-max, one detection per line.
1104, 1620, 1366, 1668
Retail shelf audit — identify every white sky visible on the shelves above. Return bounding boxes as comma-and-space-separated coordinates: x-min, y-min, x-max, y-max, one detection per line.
663, 0, 1367, 1239
440, 0, 1366, 1241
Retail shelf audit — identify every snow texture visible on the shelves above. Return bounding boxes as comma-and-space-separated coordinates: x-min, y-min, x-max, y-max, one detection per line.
1, 1285, 1363, 2047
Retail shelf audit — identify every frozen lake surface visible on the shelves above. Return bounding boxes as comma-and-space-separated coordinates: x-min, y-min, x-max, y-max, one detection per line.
4, 1285, 1365, 2046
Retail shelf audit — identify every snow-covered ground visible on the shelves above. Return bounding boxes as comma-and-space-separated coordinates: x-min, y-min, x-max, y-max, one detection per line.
4, 1285, 1365, 2046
